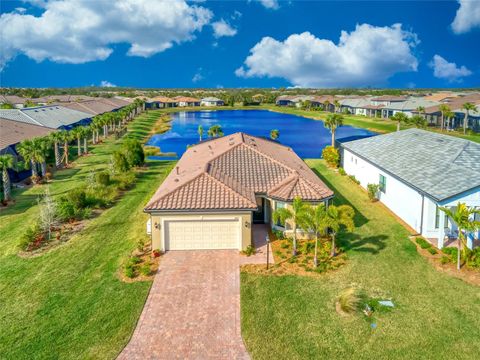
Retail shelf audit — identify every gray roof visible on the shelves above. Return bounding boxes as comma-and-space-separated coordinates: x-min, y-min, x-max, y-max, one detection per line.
201, 97, 224, 102
341, 129, 480, 202
0, 106, 91, 129
385, 99, 440, 111
339, 98, 372, 108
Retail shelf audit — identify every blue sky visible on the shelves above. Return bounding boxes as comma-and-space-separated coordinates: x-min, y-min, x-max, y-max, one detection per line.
1, 0, 479, 88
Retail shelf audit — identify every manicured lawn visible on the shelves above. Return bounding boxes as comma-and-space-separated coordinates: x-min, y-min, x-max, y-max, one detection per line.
0, 111, 174, 359
241, 160, 480, 360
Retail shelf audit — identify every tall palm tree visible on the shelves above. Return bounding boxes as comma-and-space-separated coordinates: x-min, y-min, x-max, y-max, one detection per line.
49, 131, 63, 169
333, 100, 341, 113
0, 154, 14, 201
71, 127, 83, 157
461, 102, 476, 135
58, 130, 71, 166
207, 125, 223, 138
81, 126, 90, 154
323, 100, 331, 112
17, 138, 45, 182
324, 114, 344, 146
440, 203, 480, 270
38, 137, 51, 176
272, 197, 309, 256
198, 125, 204, 141
391, 112, 409, 131
324, 204, 355, 257
301, 203, 329, 267
439, 104, 451, 131
444, 110, 455, 131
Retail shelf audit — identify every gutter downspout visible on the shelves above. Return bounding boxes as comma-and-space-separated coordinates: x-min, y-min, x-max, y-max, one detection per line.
419, 194, 425, 236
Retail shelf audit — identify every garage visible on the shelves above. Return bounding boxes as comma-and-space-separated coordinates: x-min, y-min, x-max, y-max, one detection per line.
164, 218, 240, 250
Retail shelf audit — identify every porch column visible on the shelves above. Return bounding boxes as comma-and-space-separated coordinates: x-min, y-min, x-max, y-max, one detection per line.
437, 209, 445, 249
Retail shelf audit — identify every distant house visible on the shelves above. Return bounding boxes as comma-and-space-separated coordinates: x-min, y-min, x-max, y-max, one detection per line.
200, 97, 224, 107
173, 96, 201, 107
340, 129, 480, 249
61, 97, 131, 116
0, 95, 29, 109
150, 96, 177, 108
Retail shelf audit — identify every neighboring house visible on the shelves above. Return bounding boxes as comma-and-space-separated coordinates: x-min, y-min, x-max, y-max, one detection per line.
60, 98, 130, 116
200, 97, 225, 107
340, 129, 480, 249
144, 133, 333, 252
0, 95, 28, 109
339, 97, 373, 116
150, 96, 177, 108
275, 95, 299, 106
173, 96, 201, 107
0, 106, 92, 129
381, 99, 439, 118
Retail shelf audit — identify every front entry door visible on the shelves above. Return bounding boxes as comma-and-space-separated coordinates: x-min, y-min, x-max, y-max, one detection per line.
253, 197, 265, 224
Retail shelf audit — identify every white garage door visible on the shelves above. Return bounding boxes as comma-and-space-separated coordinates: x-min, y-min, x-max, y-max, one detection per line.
165, 218, 240, 250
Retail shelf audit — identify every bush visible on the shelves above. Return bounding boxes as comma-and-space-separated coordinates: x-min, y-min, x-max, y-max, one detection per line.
273, 229, 285, 240
140, 263, 152, 276
122, 139, 145, 167
242, 245, 256, 257
348, 175, 360, 185
442, 247, 458, 257
124, 266, 135, 278
127, 256, 142, 267
338, 287, 361, 314
415, 237, 432, 249
67, 188, 89, 209
427, 247, 438, 255
466, 247, 480, 269
19, 222, 44, 250
87, 185, 117, 208
367, 183, 379, 201
114, 171, 136, 191
112, 151, 131, 173
95, 171, 110, 186
338, 167, 346, 176
322, 146, 339, 168
440, 256, 450, 264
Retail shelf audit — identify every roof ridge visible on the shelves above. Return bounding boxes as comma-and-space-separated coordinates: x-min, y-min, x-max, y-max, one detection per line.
19, 109, 43, 126
207, 163, 256, 203
267, 173, 298, 196
240, 138, 298, 174
204, 171, 257, 207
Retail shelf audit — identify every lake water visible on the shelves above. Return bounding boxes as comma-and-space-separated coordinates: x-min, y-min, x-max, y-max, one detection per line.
146, 110, 376, 159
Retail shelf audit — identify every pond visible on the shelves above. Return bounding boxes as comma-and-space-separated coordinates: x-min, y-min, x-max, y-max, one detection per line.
146, 110, 376, 159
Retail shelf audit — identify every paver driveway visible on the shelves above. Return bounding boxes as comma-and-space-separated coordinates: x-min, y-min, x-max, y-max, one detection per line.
119, 250, 251, 360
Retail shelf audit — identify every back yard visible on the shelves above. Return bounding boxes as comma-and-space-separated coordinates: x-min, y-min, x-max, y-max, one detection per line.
241, 160, 480, 360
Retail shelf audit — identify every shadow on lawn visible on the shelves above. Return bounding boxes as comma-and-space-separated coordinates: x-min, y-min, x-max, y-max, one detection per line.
339, 233, 388, 255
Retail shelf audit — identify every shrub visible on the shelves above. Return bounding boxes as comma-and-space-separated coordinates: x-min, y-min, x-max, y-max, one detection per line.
67, 188, 89, 209
19, 222, 43, 250
140, 263, 152, 276
242, 245, 256, 257
427, 247, 438, 255
301, 241, 315, 255
127, 256, 142, 267
124, 266, 135, 278
440, 256, 450, 264
114, 171, 136, 191
95, 171, 110, 186
152, 249, 161, 258
415, 237, 432, 249
273, 229, 285, 240
322, 146, 339, 168
466, 247, 480, 269
442, 247, 458, 257
87, 185, 117, 208
348, 175, 360, 185
367, 183, 380, 201
280, 242, 289, 249
122, 139, 145, 167
338, 287, 361, 313
338, 167, 346, 176
56, 188, 92, 221
111, 151, 131, 173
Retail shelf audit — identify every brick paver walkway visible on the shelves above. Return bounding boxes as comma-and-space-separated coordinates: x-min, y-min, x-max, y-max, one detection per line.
118, 250, 251, 360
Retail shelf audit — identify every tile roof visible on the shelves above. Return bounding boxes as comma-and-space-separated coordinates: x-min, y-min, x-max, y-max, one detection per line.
61, 98, 129, 115
341, 128, 480, 201
371, 95, 407, 102
173, 96, 201, 102
0, 118, 54, 151
145, 133, 333, 211
151, 96, 177, 103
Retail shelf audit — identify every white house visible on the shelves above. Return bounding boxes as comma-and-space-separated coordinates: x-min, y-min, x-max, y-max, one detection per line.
340, 129, 480, 249
200, 97, 225, 107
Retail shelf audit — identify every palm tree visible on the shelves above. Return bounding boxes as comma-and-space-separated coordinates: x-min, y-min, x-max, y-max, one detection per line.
334, 100, 341, 113
439, 104, 451, 131
440, 203, 480, 270
58, 130, 71, 166
324, 114, 344, 146
461, 102, 476, 134
17, 138, 45, 182
391, 112, 409, 131
207, 125, 224, 138
410, 114, 427, 129
270, 129, 279, 140
301, 204, 329, 267
81, 126, 90, 154
444, 110, 455, 131
0, 154, 14, 201
272, 197, 309, 256
71, 127, 83, 157
198, 125, 204, 142
38, 137, 51, 176
324, 204, 355, 257
49, 131, 63, 169
416, 106, 425, 118
323, 100, 331, 112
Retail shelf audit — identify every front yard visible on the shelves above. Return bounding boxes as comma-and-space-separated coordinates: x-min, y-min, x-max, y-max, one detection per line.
241, 160, 480, 360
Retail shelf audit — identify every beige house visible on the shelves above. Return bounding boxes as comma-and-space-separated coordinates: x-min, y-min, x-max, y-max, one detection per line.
144, 133, 333, 252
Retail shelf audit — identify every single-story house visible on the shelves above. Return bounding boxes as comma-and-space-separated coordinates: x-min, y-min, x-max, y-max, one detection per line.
150, 96, 177, 108
200, 97, 224, 107
61, 98, 130, 116
144, 133, 333, 252
340, 129, 480, 249
173, 96, 201, 107
0, 95, 29, 109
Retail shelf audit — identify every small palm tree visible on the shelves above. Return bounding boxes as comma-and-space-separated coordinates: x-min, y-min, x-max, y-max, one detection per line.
0, 154, 14, 201
391, 112, 409, 131
410, 114, 427, 129
323, 100, 331, 112
439, 104, 451, 131
207, 125, 224, 138
444, 110, 455, 131
270, 129, 279, 140
440, 203, 480, 270
461, 102, 476, 135
324, 114, 344, 146
325, 204, 355, 257
334, 100, 341, 113
272, 197, 309, 256
301, 203, 329, 267
416, 106, 425, 118
198, 125, 204, 142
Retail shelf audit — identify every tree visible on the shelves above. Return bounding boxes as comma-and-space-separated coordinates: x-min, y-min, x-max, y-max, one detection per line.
416, 106, 425, 118
58, 130, 72, 166
198, 125, 204, 142
0, 154, 14, 201
334, 100, 341, 113
270, 129, 279, 140
38, 187, 58, 241
391, 112, 409, 131
325, 204, 355, 257
17, 138, 45, 182
439, 104, 451, 131
38, 137, 51, 177
440, 203, 480, 270
49, 131, 63, 169
272, 197, 309, 256
207, 125, 224, 138
70, 127, 83, 157
324, 114, 344, 146
301, 204, 329, 267
81, 127, 90, 154
461, 102, 476, 135
444, 110, 455, 131
323, 100, 331, 112
410, 114, 427, 129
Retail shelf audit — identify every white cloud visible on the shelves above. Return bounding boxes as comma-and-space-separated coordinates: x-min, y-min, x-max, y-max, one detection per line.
256, 0, 279, 10
192, 68, 204, 82
0, 0, 212, 71
211, 19, 237, 38
232, 10, 242, 20
100, 80, 116, 87
451, 0, 480, 34
235, 24, 419, 87
429, 55, 472, 82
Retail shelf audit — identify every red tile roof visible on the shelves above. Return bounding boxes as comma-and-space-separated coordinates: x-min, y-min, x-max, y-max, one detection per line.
145, 133, 333, 211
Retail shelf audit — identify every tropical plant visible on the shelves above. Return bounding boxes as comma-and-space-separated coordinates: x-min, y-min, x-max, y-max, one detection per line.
122, 139, 145, 167
301, 204, 329, 267
70, 127, 83, 157
37, 137, 51, 177
198, 125, 204, 142
390, 112, 409, 131
416, 106, 425, 118
270, 129, 279, 140
58, 130, 72, 166
323, 100, 331, 112
49, 131, 63, 169
0, 154, 14, 201
410, 114, 427, 129
17, 138, 45, 181
439, 203, 480, 270
334, 100, 341, 113
367, 183, 380, 201
439, 104, 451, 131
322, 146, 339, 168
81, 126, 90, 154
272, 197, 309, 256
0, 102, 14, 109
461, 102, 476, 135
207, 125, 223, 138
443, 110, 455, 131
325, 204, 355, 257
324, 114, 344, 146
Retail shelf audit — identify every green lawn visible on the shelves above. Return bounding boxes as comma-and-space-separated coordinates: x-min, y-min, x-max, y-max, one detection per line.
241, 160, 480, 360
0, 111, 173, 359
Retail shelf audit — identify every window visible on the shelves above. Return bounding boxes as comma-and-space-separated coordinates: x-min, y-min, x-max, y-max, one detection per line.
379, 174, 387, 193
275, 201, 286, 227
435, 205, 449, 229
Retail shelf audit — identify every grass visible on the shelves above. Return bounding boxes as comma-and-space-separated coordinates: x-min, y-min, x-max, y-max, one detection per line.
0, 111, 174, 359
241, 160, 480, 360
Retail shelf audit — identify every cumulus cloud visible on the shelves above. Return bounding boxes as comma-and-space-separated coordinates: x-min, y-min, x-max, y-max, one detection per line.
0, 0, 212, 70
451, 0, 480, 34
256, 0, 280, 10
100, 80, 116, 87
211, 19, 237, 38
235, 24, 419, 87
429, 55, 472, 82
